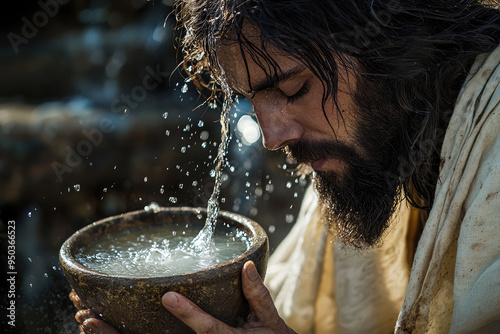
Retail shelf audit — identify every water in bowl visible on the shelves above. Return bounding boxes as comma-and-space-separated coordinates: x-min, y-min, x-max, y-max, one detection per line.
75, 224, 251, 277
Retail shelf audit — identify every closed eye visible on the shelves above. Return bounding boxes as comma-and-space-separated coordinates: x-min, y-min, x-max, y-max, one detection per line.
285, 80, 310, 104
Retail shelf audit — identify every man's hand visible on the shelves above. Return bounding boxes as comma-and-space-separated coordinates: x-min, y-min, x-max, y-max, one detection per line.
71, 261, 296, 334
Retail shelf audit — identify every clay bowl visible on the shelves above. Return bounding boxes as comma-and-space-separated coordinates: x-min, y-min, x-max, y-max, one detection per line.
59, 207, 269, 334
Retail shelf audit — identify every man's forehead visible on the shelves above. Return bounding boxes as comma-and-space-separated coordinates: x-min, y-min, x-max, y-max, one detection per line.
215, 20, 298, 94
217, 57, 248, 93
217, 42, 264, 94
217, 42, 301, 95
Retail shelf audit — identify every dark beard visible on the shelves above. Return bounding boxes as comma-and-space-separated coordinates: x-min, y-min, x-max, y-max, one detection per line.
285, 97, 410, 249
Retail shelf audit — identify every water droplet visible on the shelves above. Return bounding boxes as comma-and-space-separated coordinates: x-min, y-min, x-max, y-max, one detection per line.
44, 273, 48, 278
52, 266, 57, 270
197, 120, 204, 127
282, 164, 287, 170
160, 186, 165, 194
144, 177, 148, 182
286, 214, 295, 224
209, 100, 217, 109
200, 131, 209, 140
181, 83, 188, 93
294, 192, 298, 198
169, 197, 178, 204
250, 207, 258, 216
192, 181, 198, 187
162, 112, 169, 119
268, 225, 276, 233
245, 182, 251, 188
286, 181, 292, 188
165, 130, 170, 136
28, 212, 32, 217
30, 284, 32, 288
180, 146, 187, 153
201, 142, 207, 148
28, 257, 32, 262
209, 169, 216, 178
103, 187, 108, 192
144, 202, 160, 212
183, 125, 191, 132
179, 184, 184, 189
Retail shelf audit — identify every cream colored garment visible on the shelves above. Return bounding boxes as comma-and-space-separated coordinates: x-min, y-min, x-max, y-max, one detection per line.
396, 47, 500, 333
265, 185, 412, 334
265, 46, 500, 334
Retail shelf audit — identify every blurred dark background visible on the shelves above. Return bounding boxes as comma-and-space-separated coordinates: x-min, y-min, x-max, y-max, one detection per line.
0, 1, 308, 333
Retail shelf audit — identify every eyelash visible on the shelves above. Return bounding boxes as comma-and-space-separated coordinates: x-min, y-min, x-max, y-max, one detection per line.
285, 81, 310, 104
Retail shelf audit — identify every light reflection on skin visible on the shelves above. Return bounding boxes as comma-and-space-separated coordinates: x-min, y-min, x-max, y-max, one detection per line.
217, 25, 362, 177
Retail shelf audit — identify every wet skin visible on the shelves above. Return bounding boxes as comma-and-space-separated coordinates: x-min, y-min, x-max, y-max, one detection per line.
218, 33, 362, 176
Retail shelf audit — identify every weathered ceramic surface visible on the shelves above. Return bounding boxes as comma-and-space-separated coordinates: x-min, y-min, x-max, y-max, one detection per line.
59, 207, 269, 334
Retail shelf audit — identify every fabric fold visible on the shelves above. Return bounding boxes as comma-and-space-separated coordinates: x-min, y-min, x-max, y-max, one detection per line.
396, 46, 500, 334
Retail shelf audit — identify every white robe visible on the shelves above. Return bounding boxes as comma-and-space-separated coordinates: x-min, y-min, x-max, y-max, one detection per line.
265, 46, 500, 333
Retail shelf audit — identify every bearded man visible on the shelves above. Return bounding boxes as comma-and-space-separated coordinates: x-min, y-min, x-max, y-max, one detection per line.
72, 0, 500, 333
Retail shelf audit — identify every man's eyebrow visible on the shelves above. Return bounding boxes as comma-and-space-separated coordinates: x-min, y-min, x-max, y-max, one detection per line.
244, 65, 305, 95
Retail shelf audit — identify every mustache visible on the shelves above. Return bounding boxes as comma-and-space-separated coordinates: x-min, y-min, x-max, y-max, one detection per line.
284, 139, 362, 165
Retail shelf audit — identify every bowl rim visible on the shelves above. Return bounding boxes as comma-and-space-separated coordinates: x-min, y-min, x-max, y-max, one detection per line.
59, 206, 268, 281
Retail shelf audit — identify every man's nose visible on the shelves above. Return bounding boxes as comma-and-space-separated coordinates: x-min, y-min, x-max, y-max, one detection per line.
253, 103, 303, 150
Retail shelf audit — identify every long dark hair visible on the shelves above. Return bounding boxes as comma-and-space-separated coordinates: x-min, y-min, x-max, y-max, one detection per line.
174, 0, 500, 209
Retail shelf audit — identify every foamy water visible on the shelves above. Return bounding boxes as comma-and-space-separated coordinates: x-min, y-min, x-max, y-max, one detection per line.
76, 224, 250, 277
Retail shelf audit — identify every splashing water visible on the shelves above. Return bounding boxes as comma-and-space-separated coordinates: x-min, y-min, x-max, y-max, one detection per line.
188, 75, 234, 254
75, 225, 251, 277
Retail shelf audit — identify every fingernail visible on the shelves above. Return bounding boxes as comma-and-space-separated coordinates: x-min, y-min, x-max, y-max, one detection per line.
163, 292, 178, 309
246, 261, 259, 282
82, 320, 98, 334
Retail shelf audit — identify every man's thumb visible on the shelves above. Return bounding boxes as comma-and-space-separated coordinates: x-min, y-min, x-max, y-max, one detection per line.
242, 261, 281, 326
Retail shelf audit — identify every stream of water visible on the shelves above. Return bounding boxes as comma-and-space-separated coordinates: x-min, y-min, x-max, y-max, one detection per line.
186, 71, 234, 254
